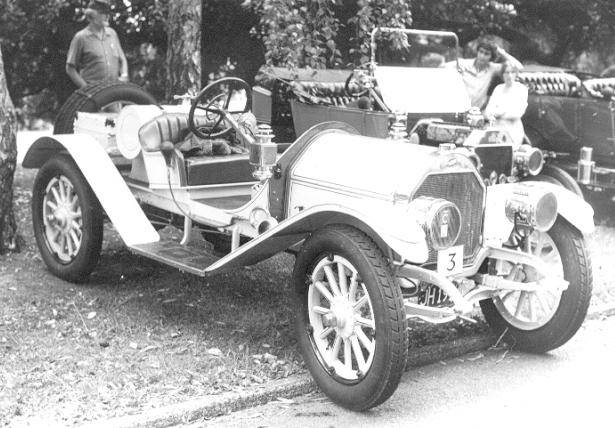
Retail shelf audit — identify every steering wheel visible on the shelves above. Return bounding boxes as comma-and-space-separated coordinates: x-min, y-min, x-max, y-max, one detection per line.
188, 77, 252, 139
344, 66, 372, 97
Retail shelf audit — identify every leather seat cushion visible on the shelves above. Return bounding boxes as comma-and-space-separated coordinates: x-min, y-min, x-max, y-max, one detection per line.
139, 113, 215, 152
292, 81, 358, 106
583, 78, 615, 98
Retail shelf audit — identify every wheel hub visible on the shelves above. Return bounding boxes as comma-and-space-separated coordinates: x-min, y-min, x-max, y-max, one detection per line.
329, 296, 355, 338
53, 206, 72, 230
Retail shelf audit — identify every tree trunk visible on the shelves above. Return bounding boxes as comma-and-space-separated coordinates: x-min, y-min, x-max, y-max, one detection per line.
164, 0, 202, 101
0, 48, 20, 254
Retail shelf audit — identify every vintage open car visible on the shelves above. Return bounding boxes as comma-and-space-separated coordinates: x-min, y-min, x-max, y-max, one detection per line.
254, 28, 579, 191
23, 78, 594, 411
518, 65, 615, 195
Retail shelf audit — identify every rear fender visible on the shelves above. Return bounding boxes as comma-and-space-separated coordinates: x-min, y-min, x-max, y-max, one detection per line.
205, 204, 428, 275
24, 135, 159, 246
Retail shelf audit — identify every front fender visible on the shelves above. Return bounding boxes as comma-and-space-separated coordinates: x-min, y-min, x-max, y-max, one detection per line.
536, 182, 594, 235
483, 182, 594, 247
24, 134, 159, 246
22, 135, 65, 169
205, 204, 428, 275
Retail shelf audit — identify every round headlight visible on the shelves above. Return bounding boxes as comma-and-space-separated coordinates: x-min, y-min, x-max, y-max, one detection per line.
527, 148, 544, 175
534, 191, 558, 231
410, 197, 462, 250
505, 185, 558, 232
515, 145, 544, 176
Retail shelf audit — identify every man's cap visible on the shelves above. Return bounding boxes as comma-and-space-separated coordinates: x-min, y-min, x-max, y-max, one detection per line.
86, 0, 111, 13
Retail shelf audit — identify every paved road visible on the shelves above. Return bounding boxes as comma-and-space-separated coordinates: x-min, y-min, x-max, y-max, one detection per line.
199, 316, 614, 428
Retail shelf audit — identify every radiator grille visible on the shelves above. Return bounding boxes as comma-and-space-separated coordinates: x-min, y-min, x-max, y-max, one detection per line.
414, 172, 484, 265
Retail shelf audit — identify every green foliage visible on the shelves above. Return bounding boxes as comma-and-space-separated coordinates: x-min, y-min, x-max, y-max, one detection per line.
348, 0, 413, 64
250, 0, 343, 69
250, 0, 413, 68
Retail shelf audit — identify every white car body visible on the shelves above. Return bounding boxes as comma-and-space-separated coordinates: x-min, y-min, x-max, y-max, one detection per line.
23, 110, 593, 283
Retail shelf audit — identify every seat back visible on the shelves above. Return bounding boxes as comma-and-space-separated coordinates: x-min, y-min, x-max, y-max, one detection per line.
517, 71, 581, 97
292, 81, 358, 106
582, 77, 615, 99
138, 114, 212, 152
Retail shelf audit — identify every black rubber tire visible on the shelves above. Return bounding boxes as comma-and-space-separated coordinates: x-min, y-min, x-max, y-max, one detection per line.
32, 155, 103, 283
480, 217, 592, 353
529, 164, 584, 199
293, 225, 408, 411
54, 81, 157, 134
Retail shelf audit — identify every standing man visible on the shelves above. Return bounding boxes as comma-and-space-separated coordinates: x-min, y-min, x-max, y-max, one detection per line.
454, 40, 523, 110
66, 0, 129, 89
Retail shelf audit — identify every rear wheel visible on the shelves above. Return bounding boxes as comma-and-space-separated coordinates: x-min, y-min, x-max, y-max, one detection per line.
54, 82, 156, 134
480, 217, 592, 353
293, 225, 408, 410
32, 156, 103, 282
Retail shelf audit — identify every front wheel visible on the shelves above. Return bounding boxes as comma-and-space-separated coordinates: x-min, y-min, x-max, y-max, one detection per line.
292, 225, 408, 410
480, 217, 592, 353
32, 156, 103, 282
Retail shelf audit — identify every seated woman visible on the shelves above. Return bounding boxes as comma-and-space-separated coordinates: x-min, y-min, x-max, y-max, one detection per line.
484, 62, 528, 147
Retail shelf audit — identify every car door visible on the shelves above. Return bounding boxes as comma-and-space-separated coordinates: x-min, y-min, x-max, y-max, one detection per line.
525, 94, 579, 154
578, 98, 615, 160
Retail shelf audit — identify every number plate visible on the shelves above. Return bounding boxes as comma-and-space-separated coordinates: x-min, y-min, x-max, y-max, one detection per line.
437, 245, 464, 275
418, 285, 450, 306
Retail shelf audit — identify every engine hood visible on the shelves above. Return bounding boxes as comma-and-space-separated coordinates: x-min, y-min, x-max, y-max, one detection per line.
290, 131, 477, 199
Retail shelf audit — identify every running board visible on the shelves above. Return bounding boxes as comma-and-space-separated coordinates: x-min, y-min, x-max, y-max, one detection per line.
129, 240, 220, 276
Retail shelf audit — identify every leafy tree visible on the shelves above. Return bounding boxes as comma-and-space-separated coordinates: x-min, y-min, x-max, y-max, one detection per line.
347, 0, 413, 64
249, 0, 412, 69
250, 0, 343, 69
411, 0, 615, 69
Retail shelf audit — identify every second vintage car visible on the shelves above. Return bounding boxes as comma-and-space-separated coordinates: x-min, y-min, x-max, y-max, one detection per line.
253, 28, 579, 192
24, 78, 594, 411
519, 65, 615, 196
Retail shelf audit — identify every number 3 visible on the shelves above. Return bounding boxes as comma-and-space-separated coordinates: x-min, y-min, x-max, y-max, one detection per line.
447, 252, 456, 271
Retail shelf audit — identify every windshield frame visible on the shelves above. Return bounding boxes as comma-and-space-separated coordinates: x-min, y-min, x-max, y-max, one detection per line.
369, 27, 460, 70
